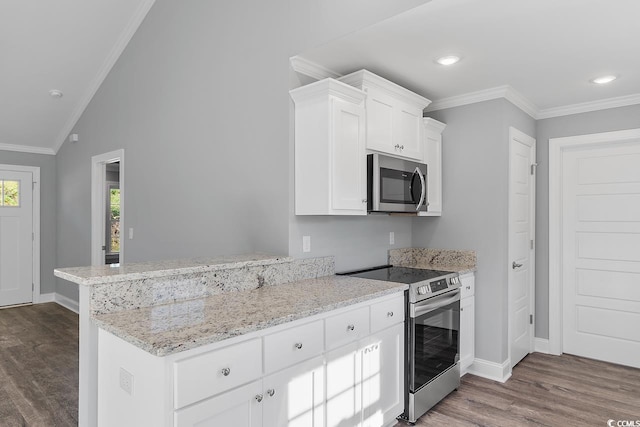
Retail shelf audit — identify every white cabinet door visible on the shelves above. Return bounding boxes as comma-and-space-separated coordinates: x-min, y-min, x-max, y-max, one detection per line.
365, 91, 394, 154
421, 118, 446, 216
326, 342, 362, 427
460, 296, 475, 375
174, 380, 263, 427
361, 324, 404, 427
263, 356, 324, 427
331, 98, 367, 213
395, 102, 424, 161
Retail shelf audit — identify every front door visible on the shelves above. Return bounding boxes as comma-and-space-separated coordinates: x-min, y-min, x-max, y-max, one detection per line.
0, 169, 33, 307
508, 127, 536, 368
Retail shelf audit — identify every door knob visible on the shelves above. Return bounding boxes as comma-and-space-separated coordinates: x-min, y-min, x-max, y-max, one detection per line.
512, 261, 523, 269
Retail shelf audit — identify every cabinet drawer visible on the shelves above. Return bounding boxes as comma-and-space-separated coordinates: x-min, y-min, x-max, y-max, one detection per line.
264, 320, 324, 374
460, 273, 475, 298
325, 306, 370, 350
370, 295, 405, 333
174, 338, 262, 409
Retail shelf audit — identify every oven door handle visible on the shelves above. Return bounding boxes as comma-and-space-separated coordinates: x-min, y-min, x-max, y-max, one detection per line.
412, 290, 461, 317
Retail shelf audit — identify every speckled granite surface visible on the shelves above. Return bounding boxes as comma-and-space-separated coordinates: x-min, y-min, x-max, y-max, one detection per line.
87, 257, 335, 315
54, 254, 292, 286
93, 275, 407, 356
389, 248, 476, 274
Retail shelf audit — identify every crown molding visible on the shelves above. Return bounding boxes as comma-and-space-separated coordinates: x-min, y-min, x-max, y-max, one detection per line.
426, 85, 509, 111
0, 142, 56, 156
52, 0, 156, 154
504, 86, 539, 118
537, 92, 640, 119
290, 56, 342, 81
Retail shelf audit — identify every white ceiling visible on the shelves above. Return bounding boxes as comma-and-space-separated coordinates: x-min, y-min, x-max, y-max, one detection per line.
297, 0, 640, 119
0, 0, 155, 155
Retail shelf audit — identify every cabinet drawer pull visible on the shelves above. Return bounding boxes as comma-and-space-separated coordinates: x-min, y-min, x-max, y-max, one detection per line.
220, 367, 230, 376
267, 388, 275, 397
347, 324, 355, 331
294, 342, 303, 350
466, 286, 471, 290
255, 394, 264, 403
387, 311, 394, 317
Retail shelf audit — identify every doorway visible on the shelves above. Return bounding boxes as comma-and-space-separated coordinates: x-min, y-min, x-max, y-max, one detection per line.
91, 150, 124, 266
0, 164, 40, 307
508, 127, 536, 369
549, 129, 640, 368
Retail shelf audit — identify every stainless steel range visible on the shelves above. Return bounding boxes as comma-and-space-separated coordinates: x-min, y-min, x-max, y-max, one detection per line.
338, 265, 461, 424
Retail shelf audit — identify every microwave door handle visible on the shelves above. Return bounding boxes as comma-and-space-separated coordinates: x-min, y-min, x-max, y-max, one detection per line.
414, 166, 426, 211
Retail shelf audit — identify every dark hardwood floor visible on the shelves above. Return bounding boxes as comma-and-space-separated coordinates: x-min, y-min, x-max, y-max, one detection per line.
415, 353, 640, 427
0, 303, 78, 427
1, 304, 639, 427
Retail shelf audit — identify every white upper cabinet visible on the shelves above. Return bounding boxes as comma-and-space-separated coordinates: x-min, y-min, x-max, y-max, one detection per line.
290, 79, 367, 215
420, 118, 446, 216
339, 70, 431, 162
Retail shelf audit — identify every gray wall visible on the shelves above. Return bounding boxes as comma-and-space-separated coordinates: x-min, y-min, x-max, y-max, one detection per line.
534, 104, 640, 339
412, 99, 535, 364
55, 0, 430, 301
0, 150, 57, 295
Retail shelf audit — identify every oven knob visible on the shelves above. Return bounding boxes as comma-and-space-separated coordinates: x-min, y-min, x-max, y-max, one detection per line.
417, 286, 429, 295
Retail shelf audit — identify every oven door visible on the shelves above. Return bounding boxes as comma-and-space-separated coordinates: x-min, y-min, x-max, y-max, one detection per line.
409, 289, 460, 393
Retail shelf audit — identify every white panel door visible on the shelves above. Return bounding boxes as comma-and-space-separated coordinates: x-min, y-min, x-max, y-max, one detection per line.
562, 140, 640, 368
0, 170, 33, 307
508, 128, 535, 368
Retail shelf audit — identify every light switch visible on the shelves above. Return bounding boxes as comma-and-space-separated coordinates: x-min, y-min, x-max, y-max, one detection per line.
389, 232, 395, 245
302, 235, 311, 253
128, 228, 134, 239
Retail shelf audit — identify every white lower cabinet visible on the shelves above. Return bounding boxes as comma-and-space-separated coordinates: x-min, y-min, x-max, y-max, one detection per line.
459, 273, 476, 375
263, 357, 325, 427
325, 323, 404, 427
362, 323, 404, 427
175, 380, 264, 427
97, 293, 405, 427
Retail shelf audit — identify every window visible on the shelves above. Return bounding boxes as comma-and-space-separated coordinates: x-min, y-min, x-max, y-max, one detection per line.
107, 184, 120, 254
0, 180, 20, 207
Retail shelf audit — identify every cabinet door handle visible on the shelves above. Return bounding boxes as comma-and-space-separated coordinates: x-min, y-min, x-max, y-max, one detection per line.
255, 394, 264, 403
387, 311, 394, 317
267, 388, 275, 397
294, 342, 303, 350
347, 324, 355, 331
466, 286, 471, 290
461, 307, 464, 312
400, 145, 404, 150
512, 261, 523, 269
221, 368, 230, 376
362, 199, 367, 203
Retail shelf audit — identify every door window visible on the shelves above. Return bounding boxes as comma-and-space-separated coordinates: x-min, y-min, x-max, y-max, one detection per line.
0, 180, 20, 207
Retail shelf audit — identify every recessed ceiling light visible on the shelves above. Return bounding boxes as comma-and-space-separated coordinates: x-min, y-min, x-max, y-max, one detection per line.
591, 75, 617, 85
436, 55, 461, 66
49, 89, 64, 98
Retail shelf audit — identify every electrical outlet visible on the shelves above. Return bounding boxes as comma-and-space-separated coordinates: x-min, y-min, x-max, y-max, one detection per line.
302, 236, 311, 253
119, 367, 134, 395
389, 232, 395, 245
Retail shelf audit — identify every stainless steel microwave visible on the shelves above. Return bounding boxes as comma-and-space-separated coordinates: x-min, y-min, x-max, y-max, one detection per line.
367, 153, 428, 213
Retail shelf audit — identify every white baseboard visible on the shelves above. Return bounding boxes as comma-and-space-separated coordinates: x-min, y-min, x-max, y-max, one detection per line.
534, 338, 550, 354
467, 358, 512, 383
37, 292, 79, 314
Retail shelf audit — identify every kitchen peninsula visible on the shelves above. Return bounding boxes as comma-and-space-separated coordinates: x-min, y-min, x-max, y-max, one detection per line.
55, 254, 407, 427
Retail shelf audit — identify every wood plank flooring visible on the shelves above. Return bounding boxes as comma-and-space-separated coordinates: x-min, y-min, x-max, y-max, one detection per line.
415, 353, 640, 426
1, 303, 639, 426
0, 303, 78, 427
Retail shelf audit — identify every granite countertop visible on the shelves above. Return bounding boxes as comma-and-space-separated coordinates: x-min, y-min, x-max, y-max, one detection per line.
412, 264, 476, 275
93, 275, 407, 357
54, 254, 292, 286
